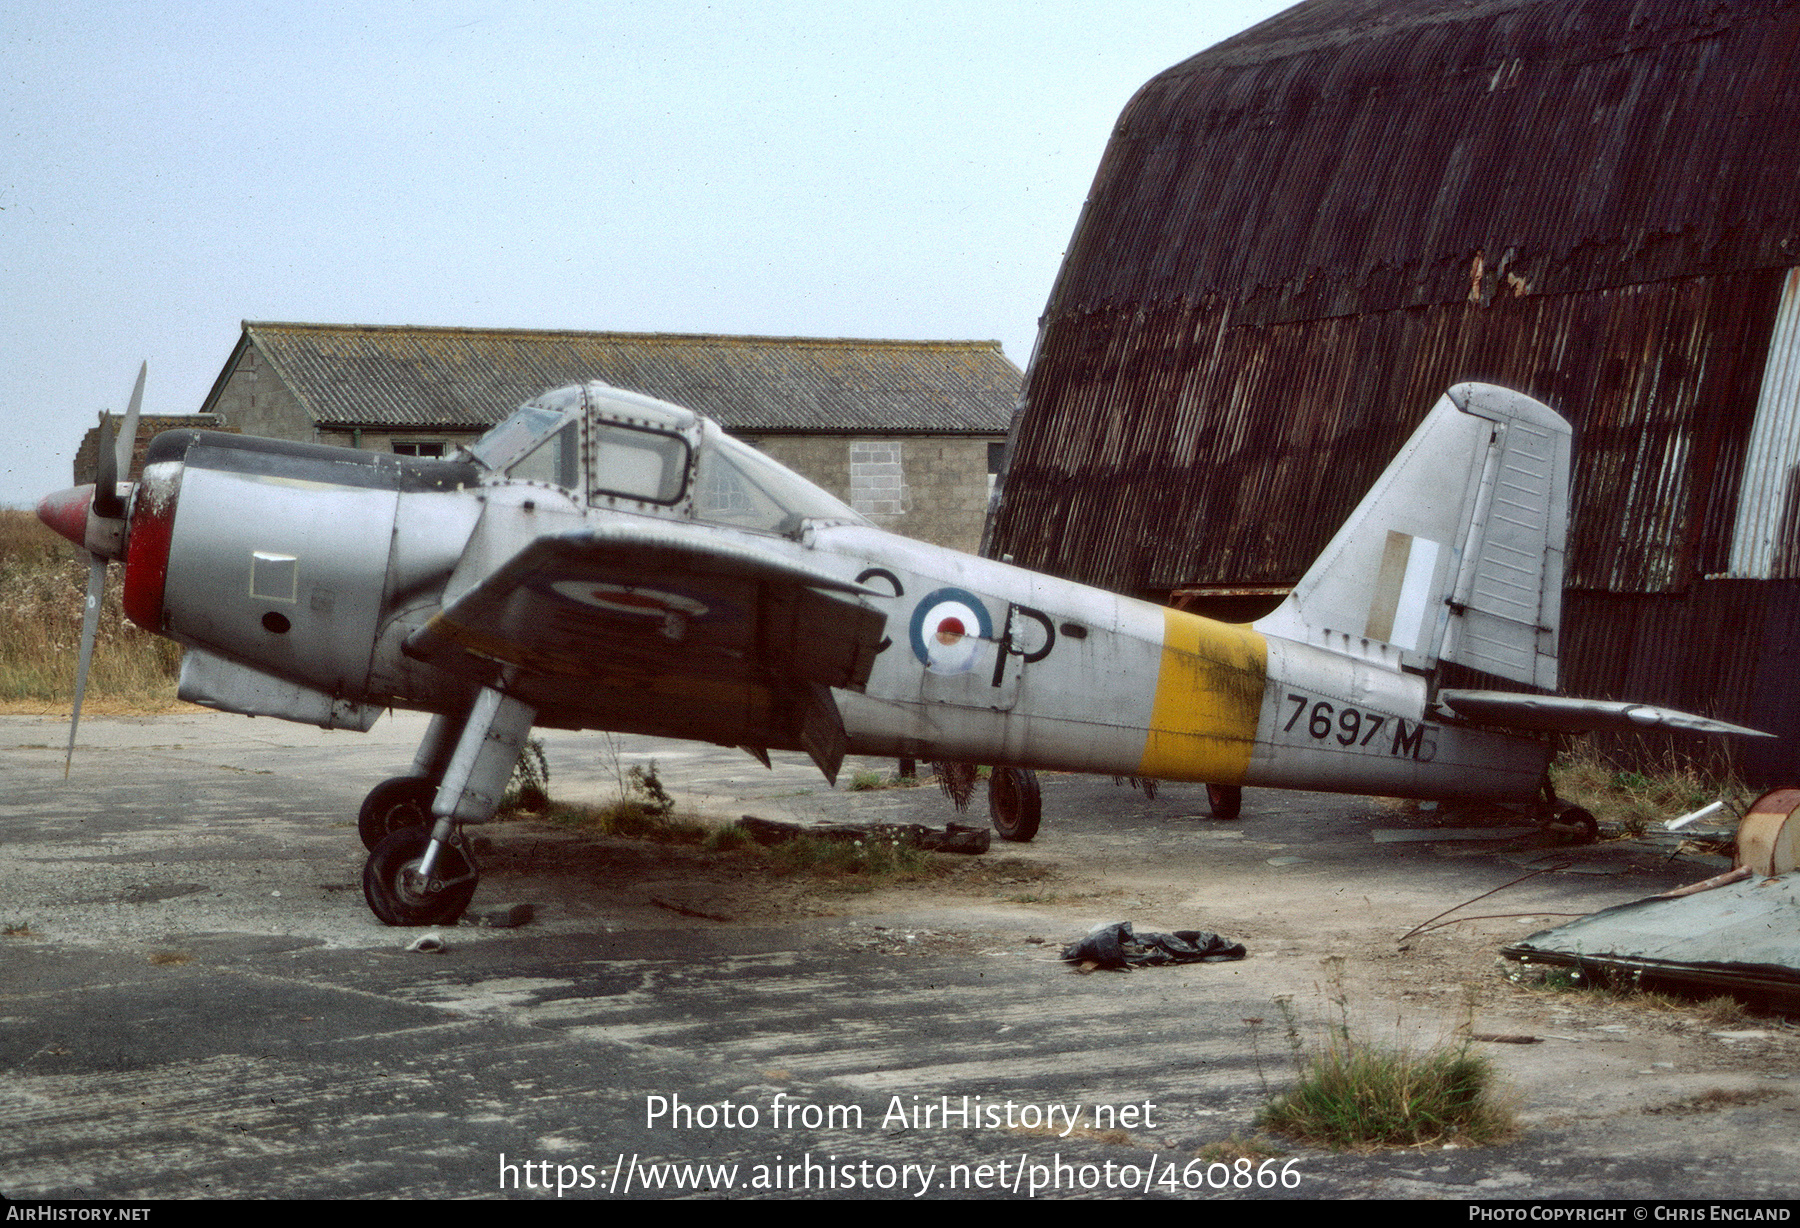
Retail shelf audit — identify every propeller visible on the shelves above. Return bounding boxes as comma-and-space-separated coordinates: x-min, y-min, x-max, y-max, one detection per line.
41, 362, 145, 776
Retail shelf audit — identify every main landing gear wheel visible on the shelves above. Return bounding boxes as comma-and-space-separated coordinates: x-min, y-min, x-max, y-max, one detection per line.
358, 776, 438, 851
988, 766, 1042, 842
1206, 784, 1242, 820
362, 827, 479, 926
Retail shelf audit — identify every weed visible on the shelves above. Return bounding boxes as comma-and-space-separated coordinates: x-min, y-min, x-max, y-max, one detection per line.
1257, 1035, 1513, 1150
702, 823, 757, 853
1195, 1135, 1285, 1165
548, 757, 681, 833
1244, 1016, 1269, 1094
626, 762, 675, 816
1510, 960, 1757, 1020
1550, 742, 1749, 836
500, 737, 551, 813
765, 832, 943, 884
547, 800, 710, 845
1258, 969, 1514, 1150
3, 921, 37, 938
0, 510, 180, 707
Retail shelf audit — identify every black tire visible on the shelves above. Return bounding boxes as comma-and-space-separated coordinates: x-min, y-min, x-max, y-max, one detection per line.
987, 766, 1042, 842
358, 776, 438, 851
1550, 805, 1599, 845
1206, 784, 1242, 820
362, 827, 478, 927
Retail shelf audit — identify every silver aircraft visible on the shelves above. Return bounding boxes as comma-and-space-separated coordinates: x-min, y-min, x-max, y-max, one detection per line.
39, 374, 1767, 924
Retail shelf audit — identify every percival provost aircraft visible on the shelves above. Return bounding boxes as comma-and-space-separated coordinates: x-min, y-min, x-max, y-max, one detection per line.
39, 374, 1767, 925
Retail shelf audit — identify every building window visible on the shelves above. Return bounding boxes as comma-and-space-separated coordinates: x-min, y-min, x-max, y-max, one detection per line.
392, 441, 448, 457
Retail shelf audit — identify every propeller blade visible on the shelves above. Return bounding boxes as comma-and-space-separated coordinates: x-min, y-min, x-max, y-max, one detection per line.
114, 361, 146, 481
92, 413, 121, 519
64, 553, 107, 778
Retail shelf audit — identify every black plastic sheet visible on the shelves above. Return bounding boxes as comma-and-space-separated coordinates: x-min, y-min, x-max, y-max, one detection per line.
1061, 921, 1246, 969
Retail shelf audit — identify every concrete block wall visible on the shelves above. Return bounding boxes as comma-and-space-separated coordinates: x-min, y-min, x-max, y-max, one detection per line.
757, 434, 995, 553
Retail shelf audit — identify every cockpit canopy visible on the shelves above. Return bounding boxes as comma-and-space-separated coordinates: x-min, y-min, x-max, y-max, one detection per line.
470, 382, 867, 534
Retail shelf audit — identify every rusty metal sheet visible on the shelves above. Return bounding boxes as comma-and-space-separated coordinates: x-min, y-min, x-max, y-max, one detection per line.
1502, 871, 1800, 1011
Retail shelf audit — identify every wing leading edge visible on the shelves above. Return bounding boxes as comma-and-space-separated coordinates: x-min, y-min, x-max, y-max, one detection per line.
405, 521, 886, 782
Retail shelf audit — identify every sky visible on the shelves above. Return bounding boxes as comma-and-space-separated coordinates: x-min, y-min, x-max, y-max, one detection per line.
1, 0, 1291, 508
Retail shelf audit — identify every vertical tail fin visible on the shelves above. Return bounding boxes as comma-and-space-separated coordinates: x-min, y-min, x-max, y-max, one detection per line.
1253, 383, 1570, 689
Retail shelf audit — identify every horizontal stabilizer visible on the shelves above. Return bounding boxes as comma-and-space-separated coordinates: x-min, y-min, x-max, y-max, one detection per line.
1435, 689, 1771, 738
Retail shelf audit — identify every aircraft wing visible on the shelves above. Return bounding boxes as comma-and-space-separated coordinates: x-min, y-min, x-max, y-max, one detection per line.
404, 521, 887, 780
1435, 689, 1772, 738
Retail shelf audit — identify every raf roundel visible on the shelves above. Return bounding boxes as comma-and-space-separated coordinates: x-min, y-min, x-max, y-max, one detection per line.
550, 580, 709, 619
908, 588, 993, 675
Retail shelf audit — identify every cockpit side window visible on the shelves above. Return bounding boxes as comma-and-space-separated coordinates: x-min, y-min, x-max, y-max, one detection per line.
588, 422, 690, 505
471, 399, 576, 472
692, 424, 866, 533
508, 421, 580, 489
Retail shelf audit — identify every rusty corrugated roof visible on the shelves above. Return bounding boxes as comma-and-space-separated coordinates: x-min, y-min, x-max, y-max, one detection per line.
1054, 0, 1800, 324
988, 0, 1800, 601
220, 323, 1018, 435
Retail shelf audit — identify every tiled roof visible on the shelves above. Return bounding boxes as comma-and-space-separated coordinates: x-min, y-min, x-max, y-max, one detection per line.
218, 323, 1018, 434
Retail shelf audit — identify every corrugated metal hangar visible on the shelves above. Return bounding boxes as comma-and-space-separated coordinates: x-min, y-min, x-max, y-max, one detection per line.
985, 0, 1800, 779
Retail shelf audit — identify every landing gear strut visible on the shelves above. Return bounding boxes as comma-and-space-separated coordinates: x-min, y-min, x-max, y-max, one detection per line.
359, 687, 536, 926
1205, 784, 1242, 820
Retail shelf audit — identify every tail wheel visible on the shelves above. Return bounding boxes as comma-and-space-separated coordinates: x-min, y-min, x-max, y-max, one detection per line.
1206, 784, 1242, 820
988, 766, 1042, 842
358, 776, 438, 851
363, 827, 478, 926
1548, 805, 1599, 845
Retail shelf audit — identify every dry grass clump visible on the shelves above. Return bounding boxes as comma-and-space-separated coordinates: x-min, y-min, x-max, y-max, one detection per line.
1253, 977, 1516, 1151
0, 509, 180, 708
1258, 1035, 1513, 1150
1549, 741, 1750, 836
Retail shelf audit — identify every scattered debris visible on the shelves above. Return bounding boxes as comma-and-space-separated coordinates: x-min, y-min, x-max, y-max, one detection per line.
1060, 921, 1246, 970
1666, 800, 1727, 831
651, 896, 731, 922
737, 815, 990, 854
1502, 871, 1800, 1011
407, 932, 446, 954
1653, 866, 1752, 899
1373, 827, 1541, 843
933, 762, 979, 811
472, 903, 535, 928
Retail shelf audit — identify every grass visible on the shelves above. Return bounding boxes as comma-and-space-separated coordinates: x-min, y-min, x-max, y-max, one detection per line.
1194, 1135, 1285, 1166
1549, 741, 1750, 836
541, 803, 952, 887
546, 799, 711, 845
761, 831, 944, 883
1257, 1032, 1514, 1150
1512, 962, 1755, 1024
0, 509, 180, 709
1254, 979, 1516, 1151
847, 769, 919, 791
